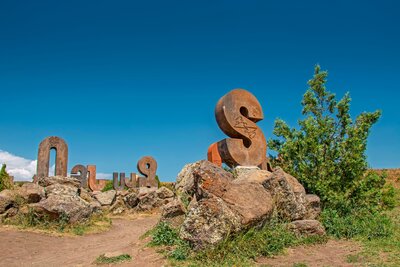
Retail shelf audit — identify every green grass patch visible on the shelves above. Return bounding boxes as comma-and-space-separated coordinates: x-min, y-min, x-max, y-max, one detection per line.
321, 208, 394, 240
95, 254, 131, 264
148, 219, 327, 266
356, 206, 400, 266
321, 188, 400, 267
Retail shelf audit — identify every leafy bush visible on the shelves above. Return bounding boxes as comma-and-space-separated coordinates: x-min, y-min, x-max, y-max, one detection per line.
0, 164, 13, 191
268, 65, 391, 213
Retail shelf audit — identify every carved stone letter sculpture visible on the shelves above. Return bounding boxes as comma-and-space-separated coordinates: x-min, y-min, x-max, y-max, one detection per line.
36, 136, 68, 180
87, 165, 106, 191
124, 173, 137, 189
207, 142, 222, 167
71, 164, 88, 188
137, 156, 158, 188
213, 89, 267, 168
113, 172, 126, 191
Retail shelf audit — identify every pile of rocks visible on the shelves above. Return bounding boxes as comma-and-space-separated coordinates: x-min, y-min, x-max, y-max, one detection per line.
0, 176, 175, 223
0, 176, 96, 223
104, 186, 175, 215
162, 160, 325, 250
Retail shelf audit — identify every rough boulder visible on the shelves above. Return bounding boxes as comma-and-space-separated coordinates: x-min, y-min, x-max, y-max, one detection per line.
163, 160, 325, 250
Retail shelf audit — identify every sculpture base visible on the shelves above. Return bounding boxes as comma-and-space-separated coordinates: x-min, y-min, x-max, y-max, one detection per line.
234, 166, 260, 179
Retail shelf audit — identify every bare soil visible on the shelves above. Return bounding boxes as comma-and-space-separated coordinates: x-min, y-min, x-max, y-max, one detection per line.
256, 240, 361, 267
0, 214, 166, 267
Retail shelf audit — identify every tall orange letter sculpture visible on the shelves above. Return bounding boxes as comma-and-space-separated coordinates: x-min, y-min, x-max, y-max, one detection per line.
208, 89, 267, 168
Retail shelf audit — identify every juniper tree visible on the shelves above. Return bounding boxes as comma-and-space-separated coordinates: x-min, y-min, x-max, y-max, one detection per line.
268, 65, 385, 213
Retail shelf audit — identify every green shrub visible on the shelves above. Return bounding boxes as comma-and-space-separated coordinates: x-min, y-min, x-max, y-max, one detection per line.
0, 164, 13, 191
268, 65, 388, 213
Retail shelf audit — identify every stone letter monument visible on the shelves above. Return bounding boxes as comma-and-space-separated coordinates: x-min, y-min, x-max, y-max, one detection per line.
36, 136, 68, 180
208, 89, 267, 168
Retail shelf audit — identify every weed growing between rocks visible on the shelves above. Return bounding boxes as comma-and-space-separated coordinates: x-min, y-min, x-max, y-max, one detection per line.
147, 219, 327, 266
3, 208, 112, 235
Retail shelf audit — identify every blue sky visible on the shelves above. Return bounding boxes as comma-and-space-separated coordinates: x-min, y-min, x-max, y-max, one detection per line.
0, 0, 399, 181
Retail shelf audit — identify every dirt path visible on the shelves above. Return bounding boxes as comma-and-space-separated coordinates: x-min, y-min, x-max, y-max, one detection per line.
256, 240, 361, 267
0, 215, 363, 267
0, 215, 165, 267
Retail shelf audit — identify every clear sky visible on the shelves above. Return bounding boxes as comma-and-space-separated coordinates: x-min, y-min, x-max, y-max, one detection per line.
1, 0, 399, 181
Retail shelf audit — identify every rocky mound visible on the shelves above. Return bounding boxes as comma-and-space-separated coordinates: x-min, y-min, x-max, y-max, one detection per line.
162, 160, 325, 250
0, 176, 175, 224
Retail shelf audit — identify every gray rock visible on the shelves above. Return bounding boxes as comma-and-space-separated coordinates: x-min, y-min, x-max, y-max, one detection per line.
138, 187, 157, 197
124, 191, 139, 208
179, 174, 274, 249
38, 176, 80, 188
17, 183, 45, 204
0, 190, 16, 214
110, 198, 126, 215
161, 198, 187, 228
94, 190, 116, 206
180, 196, 242, 250
289, 219, 326, 236
262, 167, 307, 221
305, 194, 321, 219
46, 183, 79, 197
156, 187, 174, 199
234, 166, 261, 180
233, 169, 272, 184
175, 160, 233, 196
136, 190, 163, 211
32, 194, 93, 223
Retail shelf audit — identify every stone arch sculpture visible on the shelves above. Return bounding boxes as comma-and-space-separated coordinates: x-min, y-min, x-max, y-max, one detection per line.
36, 136, 68, 180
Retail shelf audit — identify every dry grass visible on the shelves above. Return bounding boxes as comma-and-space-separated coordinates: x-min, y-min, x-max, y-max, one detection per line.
373, 168, 400, 189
